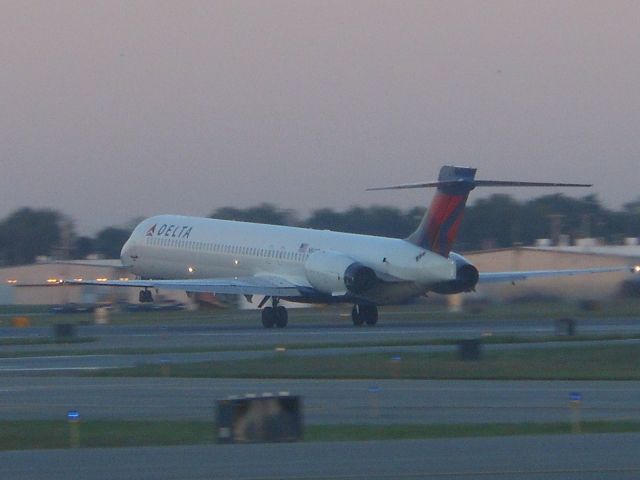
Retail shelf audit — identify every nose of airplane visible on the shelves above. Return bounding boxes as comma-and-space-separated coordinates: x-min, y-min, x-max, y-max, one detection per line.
120, 237, 135, 268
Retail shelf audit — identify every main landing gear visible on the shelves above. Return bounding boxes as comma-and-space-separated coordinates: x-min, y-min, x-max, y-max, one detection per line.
260, 300, 378, 329
351, 304, 378, 326
139, 289, 154, 303
261, 297, 288, 329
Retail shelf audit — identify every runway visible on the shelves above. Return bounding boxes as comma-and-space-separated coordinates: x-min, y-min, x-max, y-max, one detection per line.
1, 318, 639, 426
1, 377, 639, 425
1, 317, 639, 479
3, 316, 640, 354
2, 433, 639, 479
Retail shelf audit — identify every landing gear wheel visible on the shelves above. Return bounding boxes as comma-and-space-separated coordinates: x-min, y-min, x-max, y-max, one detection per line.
275, 306, 288, 328
261, 307, 275, 328
351, 305, 364, 326
363, 305, 378, 326
139, 290, 153, 303
352, 304, 378, 326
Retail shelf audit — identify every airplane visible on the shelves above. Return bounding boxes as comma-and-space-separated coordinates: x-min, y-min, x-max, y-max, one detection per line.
67, 165, 636, 328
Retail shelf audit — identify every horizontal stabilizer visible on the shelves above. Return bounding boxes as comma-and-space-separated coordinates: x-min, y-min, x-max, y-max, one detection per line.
371, 165, 592, 258
367, 179, 591, 191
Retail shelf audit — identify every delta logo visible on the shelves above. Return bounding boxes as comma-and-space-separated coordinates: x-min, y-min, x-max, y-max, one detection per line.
145, 223, 193, 239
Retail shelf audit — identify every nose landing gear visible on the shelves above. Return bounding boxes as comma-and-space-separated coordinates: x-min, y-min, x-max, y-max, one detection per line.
139, 289, 154, 303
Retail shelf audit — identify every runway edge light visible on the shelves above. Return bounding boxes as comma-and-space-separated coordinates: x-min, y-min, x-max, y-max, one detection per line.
67, 410, 81, 448
67, 410, 80, 422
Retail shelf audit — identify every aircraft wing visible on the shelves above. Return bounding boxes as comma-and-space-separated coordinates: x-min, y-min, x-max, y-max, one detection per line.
64, 275, 304, 297
479, 266, 636, 284
52, 259, 126, 268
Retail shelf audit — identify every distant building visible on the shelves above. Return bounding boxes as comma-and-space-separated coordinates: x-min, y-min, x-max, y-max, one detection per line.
467, 246, 640, 301
0, 261, 189, 306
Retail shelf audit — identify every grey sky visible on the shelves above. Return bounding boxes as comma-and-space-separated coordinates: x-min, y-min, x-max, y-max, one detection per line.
1, 1, 639, 234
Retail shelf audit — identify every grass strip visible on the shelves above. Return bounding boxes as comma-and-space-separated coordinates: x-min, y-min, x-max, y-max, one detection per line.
0, 420, 215, 450
3, 333, 640, 359
307, 421, 640, 441
0, 337, 97, 347
89, 344, 640, 380
1, 420, 639, 450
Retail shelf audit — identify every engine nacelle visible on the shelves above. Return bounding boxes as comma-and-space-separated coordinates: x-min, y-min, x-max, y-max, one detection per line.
430, 252, 479, 294
304, 250, 378, 295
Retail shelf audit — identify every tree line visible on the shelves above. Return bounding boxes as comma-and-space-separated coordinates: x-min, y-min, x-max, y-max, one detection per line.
1, 194, 639, 266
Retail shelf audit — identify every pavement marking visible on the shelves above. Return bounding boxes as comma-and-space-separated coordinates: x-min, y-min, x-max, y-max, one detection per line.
121, 327, 553, 338
0, 367, 117, 372
0, 354, 122, 363
223, 467, 640, 479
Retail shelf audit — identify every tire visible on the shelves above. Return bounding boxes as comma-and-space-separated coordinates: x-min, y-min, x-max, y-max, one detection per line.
363, 305, 378, 326
275, 306, 288, 328
139, 290, 152, 303
261, 307, 275, 328
351, 305, 364, 326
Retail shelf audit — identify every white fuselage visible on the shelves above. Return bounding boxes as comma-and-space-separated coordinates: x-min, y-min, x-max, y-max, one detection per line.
121, 215, 456, 303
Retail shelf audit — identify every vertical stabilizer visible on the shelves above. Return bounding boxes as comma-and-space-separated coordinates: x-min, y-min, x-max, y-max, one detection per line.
406, 166, 476, 257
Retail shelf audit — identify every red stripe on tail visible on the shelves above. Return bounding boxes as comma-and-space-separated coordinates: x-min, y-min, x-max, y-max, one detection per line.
424, 193, 468, 257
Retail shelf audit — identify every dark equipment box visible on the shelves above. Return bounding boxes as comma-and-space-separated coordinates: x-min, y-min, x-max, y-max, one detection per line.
217, 393, 302, 443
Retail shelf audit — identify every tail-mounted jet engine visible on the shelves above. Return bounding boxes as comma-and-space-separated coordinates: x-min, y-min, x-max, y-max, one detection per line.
304, 251, 378, 295
430, 252, 479, 294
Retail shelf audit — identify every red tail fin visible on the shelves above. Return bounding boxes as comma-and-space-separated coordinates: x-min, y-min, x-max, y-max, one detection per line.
368, 165, 591, 258
406, 166, 476, 257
